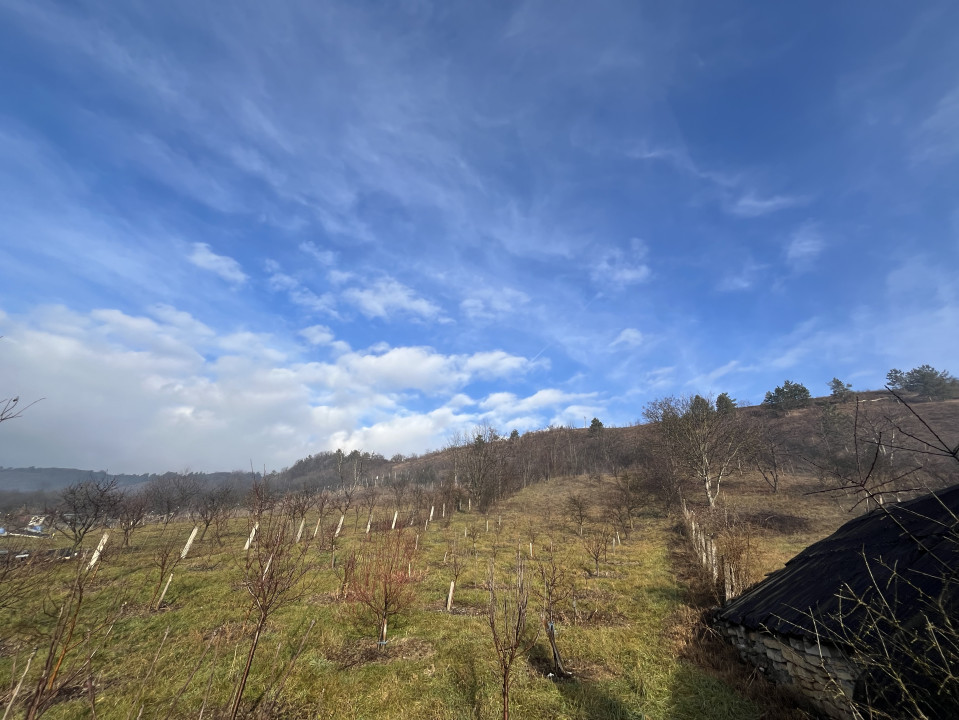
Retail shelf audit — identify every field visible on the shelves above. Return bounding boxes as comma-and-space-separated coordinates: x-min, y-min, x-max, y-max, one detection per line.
0, 465, 858, 720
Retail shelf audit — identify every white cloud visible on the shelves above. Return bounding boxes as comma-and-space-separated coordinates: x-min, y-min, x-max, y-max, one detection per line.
0, 306, 549, 472
479, 388, 591, 415
267, 270, 336, 315
343, 278, 444, 320
188, 243, 247, 284
299, 241, 336, 266
610, 328, 643, 349
728, 192, 806, 218
460, 287, 530, 321
591, 241, 652, 287
299, 324, 335, 345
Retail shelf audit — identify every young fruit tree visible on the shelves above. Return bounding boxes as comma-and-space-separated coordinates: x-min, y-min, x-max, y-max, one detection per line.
230, 508, 317, 720
348, 528, 422, 645
487, 557, 540, 720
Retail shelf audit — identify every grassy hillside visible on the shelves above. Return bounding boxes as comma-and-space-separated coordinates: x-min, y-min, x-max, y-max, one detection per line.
0, 470, 841, 720
3, 392, 955, 718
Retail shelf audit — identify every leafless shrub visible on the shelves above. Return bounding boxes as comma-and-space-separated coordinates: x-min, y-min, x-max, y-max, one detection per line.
23, 533, 122, 720
535, 543, 575, 677
346, 528, 422, 645
581, 523, 612, 575
564, 494, 591, 536
51, 478, 121, 550
229, 507, 317, 720
487, 556, 539, 720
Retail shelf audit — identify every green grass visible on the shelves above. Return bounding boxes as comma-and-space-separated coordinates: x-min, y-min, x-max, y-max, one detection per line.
0, 476, 798, 719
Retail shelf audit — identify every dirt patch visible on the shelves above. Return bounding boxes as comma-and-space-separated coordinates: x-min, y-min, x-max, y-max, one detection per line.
330, 636, 434, 670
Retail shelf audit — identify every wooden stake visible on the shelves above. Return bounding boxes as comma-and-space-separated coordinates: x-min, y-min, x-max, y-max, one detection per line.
180, 527, 198, 560
244, 523, 258, 550
156, 572, 174, 609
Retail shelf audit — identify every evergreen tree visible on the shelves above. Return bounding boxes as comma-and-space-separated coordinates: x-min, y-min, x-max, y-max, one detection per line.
763, 380, 811, 412
828, 377, 853, 403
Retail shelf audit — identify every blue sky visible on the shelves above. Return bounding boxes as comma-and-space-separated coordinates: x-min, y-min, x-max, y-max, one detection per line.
1, 1, 957, 473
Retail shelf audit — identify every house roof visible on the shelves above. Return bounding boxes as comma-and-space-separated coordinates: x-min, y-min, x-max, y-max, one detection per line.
715, 483, 959, 640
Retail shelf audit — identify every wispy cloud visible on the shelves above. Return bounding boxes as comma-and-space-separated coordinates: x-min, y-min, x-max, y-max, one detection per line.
717, 260, 766, 292
786, 222, 825, 267
728, 192, 807, 218
591, 240, 651, 288
913, 84, 959, 163
299, 241, 336, 266
188, 243, 247, 284
266, 268, 335, 315
610, 328, 643, 349
460, 287, 530, 321
343, 278, 445, 321
687, 360, 740, 388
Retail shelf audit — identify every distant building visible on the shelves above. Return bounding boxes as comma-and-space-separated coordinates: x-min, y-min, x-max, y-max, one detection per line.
714, 484, 959, 719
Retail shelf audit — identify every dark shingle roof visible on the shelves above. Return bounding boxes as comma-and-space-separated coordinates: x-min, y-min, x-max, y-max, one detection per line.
716, 484, 959, 640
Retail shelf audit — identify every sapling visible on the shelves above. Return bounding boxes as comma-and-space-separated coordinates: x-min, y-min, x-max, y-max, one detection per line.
229, 508, 317, 720
348, 528, 422, 645
487, 556, 540, 720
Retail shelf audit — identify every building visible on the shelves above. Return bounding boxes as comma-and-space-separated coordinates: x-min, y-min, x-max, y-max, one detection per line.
714, 484, 959, 718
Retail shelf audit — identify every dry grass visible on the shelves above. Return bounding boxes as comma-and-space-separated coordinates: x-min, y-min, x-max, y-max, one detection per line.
0, 462, 868, 720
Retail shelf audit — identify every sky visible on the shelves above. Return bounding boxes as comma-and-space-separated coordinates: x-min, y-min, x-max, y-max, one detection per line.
1, 1, 957, 474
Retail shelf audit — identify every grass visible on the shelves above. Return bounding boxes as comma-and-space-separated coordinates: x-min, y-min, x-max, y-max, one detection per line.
0, 471, 844, 719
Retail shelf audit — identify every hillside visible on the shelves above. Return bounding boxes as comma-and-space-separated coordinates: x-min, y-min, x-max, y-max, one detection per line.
1, 390, 955, 717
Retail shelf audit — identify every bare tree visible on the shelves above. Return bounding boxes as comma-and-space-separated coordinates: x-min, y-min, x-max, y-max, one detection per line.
387, 472, 410, 513
24, 533, 118, 720
347, 528, 422, 645
458, 423, 504, 511
312, 488, 332, 539
360, 485, 381, 530
564, 493, 592, 536
146, 474, 200, 530
487, 557, 539, 720
192, 482, 237, 542
643, 394, 753, 508
52, 477, 121, 550
606, 471, 643, 537
1, 394, 42, 424
230, 507, 317, 720
280, 483, 315, 526
536, 544, 576, 677
752, 416, 790, 494
581, 523, 613, 575
116, 489, 148, 548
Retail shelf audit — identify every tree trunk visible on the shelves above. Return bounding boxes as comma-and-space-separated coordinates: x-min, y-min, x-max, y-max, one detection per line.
545, 621, 571, 677
501, 672, 510, 720
230, 616, 265, 720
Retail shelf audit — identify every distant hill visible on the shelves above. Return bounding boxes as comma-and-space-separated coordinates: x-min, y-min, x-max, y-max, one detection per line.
0, 467, 152, 492
0, 467, 259, 493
